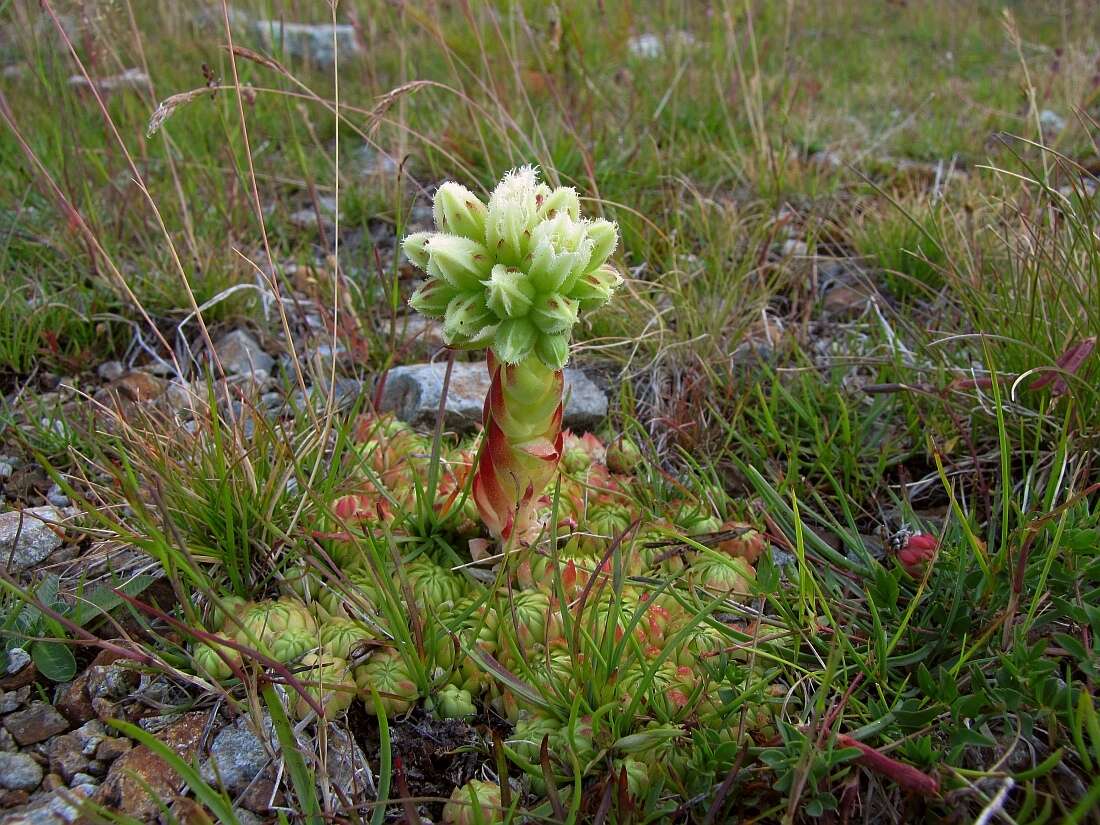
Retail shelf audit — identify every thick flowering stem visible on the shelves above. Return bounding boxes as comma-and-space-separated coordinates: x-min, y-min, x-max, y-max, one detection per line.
474, 353, 564, 542
402, 166, 622, 544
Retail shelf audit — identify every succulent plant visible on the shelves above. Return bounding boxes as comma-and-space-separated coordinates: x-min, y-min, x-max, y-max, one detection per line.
715, 520, 767, 564
578, 501, 633, 554
689, 555, 755, 603
205, 594, 248, 634
441, 778, 503, 825
620, 661, 695, 719
430, 683, 477, 720
319, 617, 374, 660
503, 590, 554, 647
508, 713, 563, 766
192, 637, 241, 681
355, 649, 419, 716
560, 431, 606, 474
235, 598, 318, 662
403, 555, 468, 609
605, 436, 642, 475
403, 167, 622, 543
293, 653, 356, 720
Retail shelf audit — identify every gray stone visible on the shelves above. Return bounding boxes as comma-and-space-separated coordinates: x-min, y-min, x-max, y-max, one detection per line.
85, 665, 136, 702
0, 506, 76, 574
288, 378, 365, 413
3, 703, 69, 746
1039, 109, 1066, 135
0, 751, 43, 790
48, 734, 88, 783
213, 330, 274, 377
67, 772, 97, 788
5, 648, 31, 677
0, 684, 30, 713
377, 361, 608, 433
73, 720, 107, 757
0, 461, 13, 481
325, 727, 368, 796
253, 20, 361, 66
199, 717, 271, 795
96, 361, 125, 382
46, 484, 69, 509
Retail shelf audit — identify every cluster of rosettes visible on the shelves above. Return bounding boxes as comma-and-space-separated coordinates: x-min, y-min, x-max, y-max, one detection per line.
403, 166, 622, 369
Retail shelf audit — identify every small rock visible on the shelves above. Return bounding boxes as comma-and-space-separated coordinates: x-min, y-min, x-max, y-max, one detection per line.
232, 808, 267, 825
325, 727, 367, 796
93, 711, 208, 821
73, 720, 107, 756
781, 239, 809, 257
67, 772, 97, 788
107, 371, 166, 401
54, 681, 94, 727
214, 330, 274, 377
3, 702, 69, 746
253, 20, 361, 66
0, 685, 31, 713
377, 361, 608, 433
0, 461, 13, 481
288, 378, 365, 413
0, 506, 76, 575
0, 728, 16, 751
627, 30, 696, 58
0, 751, 44, 791
48, 734, 88, 783
236, 763, 283, 814
94, 737, 131, 762
82, 760, 107, 779
4, 649, 33, 680
200, 716, 271, 795
1039, 109, 1066, 136
96, 361, 125, 382
395, 313, 445, 348
68, 67, 150, 93
821, 283, 872, 319
0, 788, 29, 807
85, 664, 137, 702
45, 484, 69, 508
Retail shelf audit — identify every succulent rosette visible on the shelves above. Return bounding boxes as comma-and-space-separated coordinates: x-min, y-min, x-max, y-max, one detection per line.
508, 713, 563, 766
605, 436, 642, 475
442, 779, 503, 825
319, 617, 374, 660
620, 661, 696, 719
205, 594, 248, 634
234, 598, 318, 663
355, 649, 419, 716
192, 637, 242, 681
713, 521, 767, 564
579, 501, 634, 554
689, 555, 756, 603
293, 653, 356, 720
429, 683, 477, 720
402, 555, 468, 609
403, 167, 622, 544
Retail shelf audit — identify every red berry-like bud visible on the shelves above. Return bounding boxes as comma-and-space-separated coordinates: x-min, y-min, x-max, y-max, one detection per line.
898, 533, 937, 577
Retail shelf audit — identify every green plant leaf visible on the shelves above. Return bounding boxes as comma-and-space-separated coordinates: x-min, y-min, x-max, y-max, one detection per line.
30, 640, 76, 682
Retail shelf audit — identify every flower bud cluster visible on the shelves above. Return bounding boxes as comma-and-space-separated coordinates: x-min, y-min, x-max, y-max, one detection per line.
404, 166, 622, 368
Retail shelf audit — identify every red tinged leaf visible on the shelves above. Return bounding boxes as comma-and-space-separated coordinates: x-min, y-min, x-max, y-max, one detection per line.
1029, 336, 1096, 396
835, 734, 940, 797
